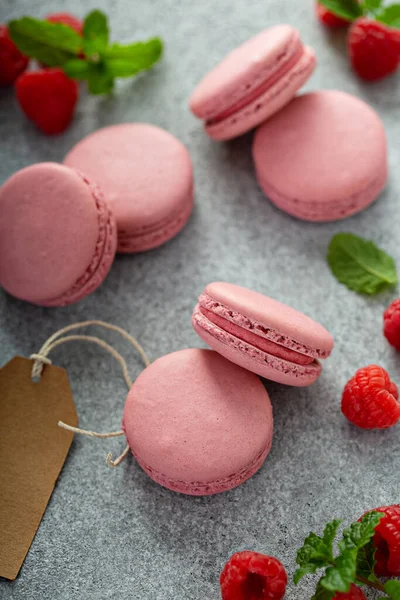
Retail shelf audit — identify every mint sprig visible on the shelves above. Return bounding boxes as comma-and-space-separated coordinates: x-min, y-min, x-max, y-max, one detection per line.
294, 519, 342, 584
82, 10, 109, 56
327, 233, 398, 295
8, 17, 82, 66
8, 10, 163, 95
319, 0, 400, 26
294, 512, 400, 598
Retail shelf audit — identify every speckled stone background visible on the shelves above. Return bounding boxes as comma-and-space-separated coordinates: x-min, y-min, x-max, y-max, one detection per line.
0, 0, 399, 598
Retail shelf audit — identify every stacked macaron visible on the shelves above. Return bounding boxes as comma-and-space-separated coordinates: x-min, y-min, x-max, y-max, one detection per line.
121, 281, 334, 497
0, 124, 194, 306
190, 24, 388, 221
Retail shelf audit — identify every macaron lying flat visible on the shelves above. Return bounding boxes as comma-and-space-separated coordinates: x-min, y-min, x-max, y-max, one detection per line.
122, 349, 273, 496
192, 283, 334, 387
253, 90, 388, 222
0, 163, 117, 306
189, 25, 316, 141
64, 124, 194, 253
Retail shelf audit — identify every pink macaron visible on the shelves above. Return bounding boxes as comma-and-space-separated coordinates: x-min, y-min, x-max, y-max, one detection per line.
192, 282, 334, 387
0, 163, 117, 306
122, 348, 273, 496
253, 90, 388, 222
189, 24, 316, 140
64, 123, 194, 253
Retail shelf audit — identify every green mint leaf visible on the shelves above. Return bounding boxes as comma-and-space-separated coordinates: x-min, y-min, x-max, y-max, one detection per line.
104, 37, 162, 65
87, 62, 114, 94
294, 565, 321, 585
103, 59, 142, 78
362, 0, 383, 13
385, 580, 400, 599
318, 0, 363, 20
294, 520, 341, 584
103, 38, 163, 78
63, 59, 91, 80
327, 233, 398, 295
321, 548, 358, 593
376, 4, 400, 28
83, 10, 109, 56
311, 579, 334, 600
8, 17, 81, 65
338, 512, 382, 554
323, 519, 342, 550
356, 540, 380, 584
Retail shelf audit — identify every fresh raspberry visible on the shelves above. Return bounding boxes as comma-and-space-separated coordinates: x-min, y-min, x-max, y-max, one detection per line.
342, 365, 400, 429
332, 584, 367, 599
348, 18, 400, 81
315, 2, 350, 28
363, 505, 400, 576
384, 299, 400, 350
16, 68, 78, 135
46, 12, 83, 35
220, 551, 287, 600
0, 24, 29, 86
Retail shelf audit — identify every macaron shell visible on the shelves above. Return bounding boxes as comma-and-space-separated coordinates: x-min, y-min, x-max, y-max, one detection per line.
122, 349, 273, 495
133, 438, 272, 496
205, 46, 316, 141
64, 124, 194, 253
253, 90, 387, 221
192, 307, 321, 387
203, 282, 334, 355
117, 193, 193, 253
190, 25, 301, 120
0, 163, 114, 305
43, 174, 117, 306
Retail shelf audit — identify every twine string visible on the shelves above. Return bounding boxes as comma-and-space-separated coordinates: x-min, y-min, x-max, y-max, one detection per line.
30, 320, 150, 468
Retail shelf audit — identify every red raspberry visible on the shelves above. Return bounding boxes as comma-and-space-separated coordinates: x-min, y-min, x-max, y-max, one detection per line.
220, 551, 287, 600
46, 12, 83, 36
16, 68, 78, 135
342, 365, 400, 429
366, 505, 400, 576
384, 299, 400, 350
348, 18, 400, 81
333, 584, 367, 599
0, 24, 29, 86
316, 2, 350, 28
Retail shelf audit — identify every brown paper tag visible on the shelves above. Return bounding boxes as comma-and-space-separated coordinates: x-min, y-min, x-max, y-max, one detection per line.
0, 357, 78, 580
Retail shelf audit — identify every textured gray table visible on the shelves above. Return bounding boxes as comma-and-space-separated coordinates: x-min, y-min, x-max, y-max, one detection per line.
1, 1, 399, 598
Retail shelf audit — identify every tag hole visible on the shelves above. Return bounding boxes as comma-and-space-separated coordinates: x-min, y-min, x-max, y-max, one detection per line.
32, 375, 40, 383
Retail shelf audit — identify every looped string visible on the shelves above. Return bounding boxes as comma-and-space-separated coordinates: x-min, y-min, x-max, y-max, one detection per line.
30, 320, 150, 468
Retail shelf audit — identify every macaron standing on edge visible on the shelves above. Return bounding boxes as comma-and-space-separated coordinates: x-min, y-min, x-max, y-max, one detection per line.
122, 349, 274, 496
252, 90, 388, 222
64, 123, 194, 253
192, 282, 334, 386
0, 163, 117, 306
189, 24, 316, 140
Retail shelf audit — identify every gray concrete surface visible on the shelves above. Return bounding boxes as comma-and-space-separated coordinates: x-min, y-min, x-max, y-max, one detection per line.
0, 0, 399, 598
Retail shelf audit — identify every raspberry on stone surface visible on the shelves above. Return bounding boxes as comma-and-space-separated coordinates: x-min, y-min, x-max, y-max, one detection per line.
348, 18, 400, 81
342, 365, 400, 429
362, 505, 400, 577
333, 583, 367, 599
220, 551, 287, 600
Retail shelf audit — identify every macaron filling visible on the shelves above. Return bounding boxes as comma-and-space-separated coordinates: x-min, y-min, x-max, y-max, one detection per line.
198, 293, 329, 363
200, 307, 314, 365
206, 40, 305, 127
